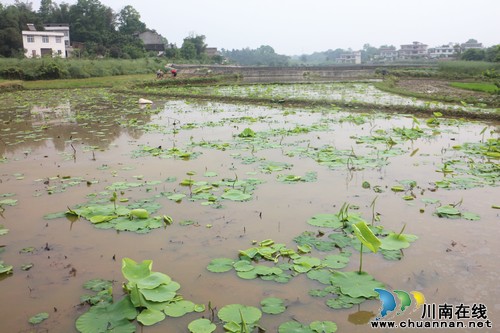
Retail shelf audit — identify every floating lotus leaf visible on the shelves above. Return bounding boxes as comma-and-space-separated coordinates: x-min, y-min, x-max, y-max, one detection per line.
90, 215, 118, 224
0, 199, 17, 206
462, 212, 481, 221
326, 293, 366, 309
236, 269, 258, 280
122, 258, 153, 282
218, 304, 262, 324
322, 254, 350, 269
221, 189, 252, 201
435, 205, 461, 218
28, 312, 49, 325
140, 285, 177, 302
238, 128, 256, 138
164, 300, 196, 317
306, 269, 333, 285
0, 261, 13, 274
207, 258, 234, 273
83, 279, 113, 292
136, 272, 172, 289
75, 296, 137, 333
310, 320, 338, 333
204, 171, 218, 177
331, 271, 384, 298
188, 318, 216, 333
260, 297, 286, 314
307, 214, 343, 229
137, 308, 165, 326
278, 321, 314, 333
233, 260, 254, 272
293, 256, 321, 273
0, 225, 9, 236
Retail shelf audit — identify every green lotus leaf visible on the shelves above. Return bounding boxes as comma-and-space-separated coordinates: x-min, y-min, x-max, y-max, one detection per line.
122, 258, 152, 282
254, 265, 282, 276
310, 321, 338, 333
331, 271, 384, 298
188, 318, 216, 333
278, 321, 314, 333
89, 215, 117, 224
0, 261, 13, 274
164, 300, 196, 317
307, 269, 333, 285
391, 185, 405, 192
236, 269, 258, 280
207, 258, 234, 273
83, 279, 113, 292
221, 189, 252, 201
137, 308, 165, 326
260, 297, 286, 315
140, 285, 177, 302
351, 221, 381, 253
75, 296, 137, 333
326, 293, 366, 309
307, 214, 343, 228
0, 199, 17, 206
462, 212, 481, 221
233, 260, 254, 272
380, 233, 411, 250
218, 304, 262, 324
435, 205, 461, 217
137, 272, 172, 289
0, 225, 9, 236
238, 128, 256, 138
167, 193, 186, 202
28, 312, 49, 325
294, 256, 321, 267
322, 254, 350, 269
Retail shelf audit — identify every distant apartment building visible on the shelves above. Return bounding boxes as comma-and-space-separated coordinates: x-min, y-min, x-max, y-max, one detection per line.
428, 43, 457, 59
22, 24, 66, 58
460, 39, 483, 51
399, 41, 428, 59
378, 47, 398, 61
336, 51, 361, 64
205, 47, 219, 57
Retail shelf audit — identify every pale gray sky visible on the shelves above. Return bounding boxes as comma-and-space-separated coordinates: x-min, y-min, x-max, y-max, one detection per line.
4, 0, 500, 55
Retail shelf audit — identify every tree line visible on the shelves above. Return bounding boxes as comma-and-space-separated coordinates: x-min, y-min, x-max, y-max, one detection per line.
0, 0, 214, 61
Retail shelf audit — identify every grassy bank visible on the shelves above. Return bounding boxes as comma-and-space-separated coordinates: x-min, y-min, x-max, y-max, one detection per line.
450, 82, 499, 94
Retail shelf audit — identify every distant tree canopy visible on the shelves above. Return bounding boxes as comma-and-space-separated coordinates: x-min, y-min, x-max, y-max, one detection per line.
222, 45, 290, 66
461, 45, 500, 62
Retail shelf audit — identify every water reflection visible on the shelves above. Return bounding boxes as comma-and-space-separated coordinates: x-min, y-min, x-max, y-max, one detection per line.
0, 97, 157, 157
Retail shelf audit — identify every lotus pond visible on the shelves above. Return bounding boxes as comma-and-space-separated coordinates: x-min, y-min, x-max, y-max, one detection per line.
0, 84, 499, 333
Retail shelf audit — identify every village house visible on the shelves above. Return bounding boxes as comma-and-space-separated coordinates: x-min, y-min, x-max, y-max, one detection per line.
336, 51, 361, 64
22, 24, 66, 58
378, 47, 399, 61
460, 39, 483, 51
428, 43, 457, 59
398, 41, 428, 59
137, 31, 165, 54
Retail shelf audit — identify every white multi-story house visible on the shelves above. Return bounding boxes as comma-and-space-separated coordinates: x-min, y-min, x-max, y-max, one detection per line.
22, 24, 66, 58
399, 41, 428, 59
336, 51, 361, 64
428, 43, 457, 59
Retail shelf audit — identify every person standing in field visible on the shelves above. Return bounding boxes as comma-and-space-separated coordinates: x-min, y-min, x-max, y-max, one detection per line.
164, 64, 177, 78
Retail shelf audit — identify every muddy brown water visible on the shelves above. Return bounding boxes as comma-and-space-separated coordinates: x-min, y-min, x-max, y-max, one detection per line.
0, 90, 499, 333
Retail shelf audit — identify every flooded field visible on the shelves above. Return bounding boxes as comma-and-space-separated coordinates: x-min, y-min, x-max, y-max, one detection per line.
0, 84, 499, 333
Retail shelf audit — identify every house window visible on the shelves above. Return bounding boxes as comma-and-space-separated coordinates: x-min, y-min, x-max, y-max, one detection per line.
27, 35, 35, 43
42, 36, 49, 43
56, 37, 62, 43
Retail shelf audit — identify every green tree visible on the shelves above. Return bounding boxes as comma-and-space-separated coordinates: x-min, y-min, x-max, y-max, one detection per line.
461, 48, 486, 61
182, 34, 207, 59
180, 40, 196, 59
118, 5, 146, 35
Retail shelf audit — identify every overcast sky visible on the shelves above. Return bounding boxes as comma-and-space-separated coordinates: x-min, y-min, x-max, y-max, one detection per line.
4, 0, 500, 55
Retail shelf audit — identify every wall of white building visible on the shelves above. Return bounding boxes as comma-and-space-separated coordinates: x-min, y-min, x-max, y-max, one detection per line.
22, 31, 66, 58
